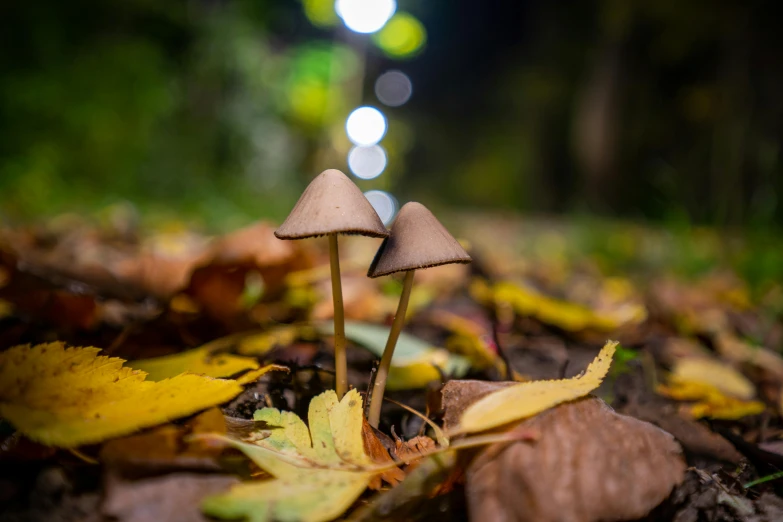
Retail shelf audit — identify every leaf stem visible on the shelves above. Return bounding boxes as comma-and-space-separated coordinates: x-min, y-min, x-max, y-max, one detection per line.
329, 234, 347, 399
368, 270, 415, 427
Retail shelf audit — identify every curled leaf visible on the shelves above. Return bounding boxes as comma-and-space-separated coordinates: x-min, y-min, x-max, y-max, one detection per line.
453, 341, 617, 434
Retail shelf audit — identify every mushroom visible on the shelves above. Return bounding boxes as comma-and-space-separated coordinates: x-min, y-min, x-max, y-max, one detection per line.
275, 169, 389, 398
366, 202, 471, 426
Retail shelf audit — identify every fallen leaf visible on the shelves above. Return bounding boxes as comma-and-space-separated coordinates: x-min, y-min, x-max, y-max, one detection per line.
236, 324, 314, 356
715, 333, 783, 383
132, 348, 260, 381
621, 401, 743, 464
100, 407, 227, 477
466, 397, 685, 522
452, 341, 617, 434
234, 364, 289, 385
473, 280, 644, 332
657, 377, 766, 420
201, 390, 396, 522
428, 309, 506, 374
392, 435, 437, 464
321, 321, 471, 390
361, 418, 406, 489
0, 343, 244, 447
671, 357, 756, 400
100, 425, 220, 477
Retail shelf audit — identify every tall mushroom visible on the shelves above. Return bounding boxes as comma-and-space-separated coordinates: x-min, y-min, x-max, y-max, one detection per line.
366, 202, 471, 427
275, 169, 389, 398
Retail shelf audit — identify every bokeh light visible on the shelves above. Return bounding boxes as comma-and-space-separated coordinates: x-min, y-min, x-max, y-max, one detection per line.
348, 145, 387, 180
303, 0, 339, 27
374, 13, 426, 58
335, 0, 396, 34
345, 106, 387, 146
364, 190, 398, 225
375, 70, 413, 107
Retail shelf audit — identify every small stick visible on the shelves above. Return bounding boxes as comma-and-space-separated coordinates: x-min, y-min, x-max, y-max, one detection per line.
368, 270, 415, 427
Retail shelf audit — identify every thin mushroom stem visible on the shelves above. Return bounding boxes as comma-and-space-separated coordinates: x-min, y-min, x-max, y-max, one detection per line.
368, 269, 415, 428
328, 234, 348, 398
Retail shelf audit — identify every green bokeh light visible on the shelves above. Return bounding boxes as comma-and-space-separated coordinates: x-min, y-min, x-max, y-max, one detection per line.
302, 0, 339, 27
373, 13, 426, 59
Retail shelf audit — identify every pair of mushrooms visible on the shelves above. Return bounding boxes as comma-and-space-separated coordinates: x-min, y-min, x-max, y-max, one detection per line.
275, 169, 471, 427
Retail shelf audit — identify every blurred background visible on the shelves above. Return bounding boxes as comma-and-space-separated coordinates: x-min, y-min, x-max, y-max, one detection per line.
1, 0, 782, 231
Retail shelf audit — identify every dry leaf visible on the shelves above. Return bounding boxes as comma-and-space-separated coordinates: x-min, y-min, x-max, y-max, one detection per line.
715, 333, 783, 382
466, 397, 685, 522
100, 407, 227, 476
201, 390, 396, 522
393, 435, 437, 464
361, 418, 406, 489
622, 401, 743, 464
452, 341, 617, 433
671, 357, 756, 400
0, 343, 244, 447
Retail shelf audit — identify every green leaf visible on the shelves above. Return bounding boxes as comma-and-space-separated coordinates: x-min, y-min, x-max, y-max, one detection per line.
318, 321, 472, 390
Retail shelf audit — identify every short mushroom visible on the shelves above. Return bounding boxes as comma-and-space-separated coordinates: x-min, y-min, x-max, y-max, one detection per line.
275, 169, 389, 398
366, 201, 471, 427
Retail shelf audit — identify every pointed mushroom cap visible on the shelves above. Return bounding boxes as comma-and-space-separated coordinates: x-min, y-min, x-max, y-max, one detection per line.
275, 169, 390, 240
367, 202, 471, 278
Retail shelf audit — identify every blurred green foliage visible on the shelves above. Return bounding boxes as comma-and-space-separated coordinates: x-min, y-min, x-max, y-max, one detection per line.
0, 0, 344, 228
0, 0, 781, 233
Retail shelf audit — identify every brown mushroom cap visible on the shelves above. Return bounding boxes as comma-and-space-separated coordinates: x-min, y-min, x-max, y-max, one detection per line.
367, 202, 471, 278
274, 169, 390, 240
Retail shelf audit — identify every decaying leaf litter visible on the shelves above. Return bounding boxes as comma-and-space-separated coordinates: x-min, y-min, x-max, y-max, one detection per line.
2, 181, 783, 520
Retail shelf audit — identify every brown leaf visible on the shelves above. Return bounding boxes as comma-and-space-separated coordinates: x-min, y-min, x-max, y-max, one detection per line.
361, 418, 406, 489
466, 397, 685, 522
622, 401, 743, 464
392, 436, 437, 464
100, 408, 227, 477
103, 472, 238, 522
185, 222, 312, 326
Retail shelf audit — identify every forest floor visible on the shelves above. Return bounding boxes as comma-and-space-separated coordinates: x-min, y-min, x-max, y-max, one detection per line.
1, 212, 783, 521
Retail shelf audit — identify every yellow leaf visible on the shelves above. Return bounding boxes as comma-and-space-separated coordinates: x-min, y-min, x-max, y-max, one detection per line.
688, 399, 765, 420
671, 358, 755, 400
478, 281, 644, 332
0, 343, 244, 447
657, 377, 765, 420
201, 389, 383, 522
236, 325, 311, 356
456, 341, 617, 434
133, 347, 260, 381
235, 364, 289, 385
